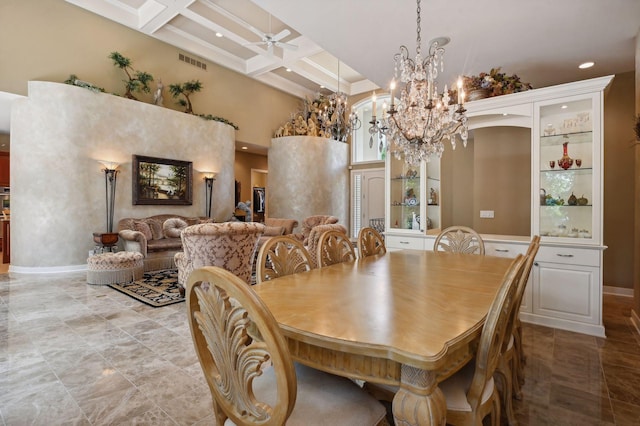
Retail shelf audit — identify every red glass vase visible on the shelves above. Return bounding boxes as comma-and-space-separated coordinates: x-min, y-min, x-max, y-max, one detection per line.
558, 141, 573, 170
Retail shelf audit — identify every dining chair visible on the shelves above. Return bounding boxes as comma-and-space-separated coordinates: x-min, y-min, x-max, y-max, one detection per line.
186, 266, 388, 426
317, 229, 356, 268
357, 227, 386, 258
433, 225, 485, 255
439, 254, 526, 426
493, 249, 537, 426
255, 235, 313, 285
513, 235, 541, 395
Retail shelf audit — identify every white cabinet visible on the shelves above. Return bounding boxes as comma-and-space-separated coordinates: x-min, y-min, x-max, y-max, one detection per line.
385, 150, 440, 249
384, 75, 612, 336
522, 245, 604, 336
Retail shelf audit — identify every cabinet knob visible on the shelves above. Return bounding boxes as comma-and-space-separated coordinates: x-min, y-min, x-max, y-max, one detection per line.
400, 241, 409, 245
556, 253, 574, 258
495, 248, 509, 252
534, 262, 539, 266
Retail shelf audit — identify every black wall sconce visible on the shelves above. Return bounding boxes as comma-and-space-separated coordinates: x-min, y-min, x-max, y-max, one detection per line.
203, 172, 217, 218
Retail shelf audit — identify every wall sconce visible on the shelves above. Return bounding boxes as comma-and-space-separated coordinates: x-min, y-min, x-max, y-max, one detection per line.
203, 172, 217, 218
99, 160, 119, 233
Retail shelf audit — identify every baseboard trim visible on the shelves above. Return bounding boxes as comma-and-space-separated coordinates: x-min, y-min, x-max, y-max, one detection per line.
631, 310, 640, 336
9, 264, 87, 274
603, 285, 634, 297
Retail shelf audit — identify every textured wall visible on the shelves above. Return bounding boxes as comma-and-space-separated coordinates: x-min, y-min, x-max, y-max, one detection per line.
10, 81, 235, 271
267, 136, 349, 230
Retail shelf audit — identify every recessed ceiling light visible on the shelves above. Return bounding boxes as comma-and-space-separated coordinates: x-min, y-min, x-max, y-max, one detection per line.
578, 61, 594, 69
215, 32, 223, 38
561, 105, 568, 109
320, 85, 325, 89
502, 113, 508, 116
286, 68, 292, 72
241, 146, 248, 150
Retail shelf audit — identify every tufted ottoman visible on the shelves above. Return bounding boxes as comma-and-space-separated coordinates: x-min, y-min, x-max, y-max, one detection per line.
87, 251, 144, 285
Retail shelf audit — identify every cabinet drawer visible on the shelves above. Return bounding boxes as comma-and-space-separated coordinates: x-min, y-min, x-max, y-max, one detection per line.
535, 246, 600, 266
485, 242, 528, 258
385, 234, 425, 250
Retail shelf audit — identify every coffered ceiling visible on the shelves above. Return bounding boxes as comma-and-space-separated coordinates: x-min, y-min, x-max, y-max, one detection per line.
65, 0, 376, 99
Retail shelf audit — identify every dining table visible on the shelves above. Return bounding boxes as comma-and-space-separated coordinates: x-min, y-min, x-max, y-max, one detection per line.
252, 249, 516, 426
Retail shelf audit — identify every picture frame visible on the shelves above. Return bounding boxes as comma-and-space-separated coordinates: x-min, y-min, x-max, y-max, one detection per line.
132, 155, 193, 205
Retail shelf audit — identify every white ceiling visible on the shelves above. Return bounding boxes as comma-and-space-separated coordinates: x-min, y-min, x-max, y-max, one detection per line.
2, 0, 638, 139
65, 0, 375, 98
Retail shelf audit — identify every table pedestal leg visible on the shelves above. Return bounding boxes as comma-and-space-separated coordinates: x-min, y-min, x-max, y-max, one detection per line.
392, 365, 446, 426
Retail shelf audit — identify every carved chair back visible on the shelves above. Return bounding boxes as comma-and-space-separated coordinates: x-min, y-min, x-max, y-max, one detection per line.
434, 225, 485, 255
187, 267, 296, 425
317, 230, 356, 268
357, 227, 386, 258
256, 236, 313, 284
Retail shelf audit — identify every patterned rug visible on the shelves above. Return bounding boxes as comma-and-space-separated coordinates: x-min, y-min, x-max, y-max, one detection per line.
109, 269, 184, 307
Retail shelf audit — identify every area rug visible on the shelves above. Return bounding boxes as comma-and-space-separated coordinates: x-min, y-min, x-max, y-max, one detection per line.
109, 269, 184, 307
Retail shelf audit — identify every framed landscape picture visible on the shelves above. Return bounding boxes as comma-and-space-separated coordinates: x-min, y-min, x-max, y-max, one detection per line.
132, 155, 193, 205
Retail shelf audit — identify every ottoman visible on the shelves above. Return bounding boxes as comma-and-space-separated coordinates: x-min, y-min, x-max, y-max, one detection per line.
87, 251, 144, 285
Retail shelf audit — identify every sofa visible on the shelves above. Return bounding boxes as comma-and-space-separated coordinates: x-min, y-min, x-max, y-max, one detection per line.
118, 215, 213, 271
258, 217, 299, 246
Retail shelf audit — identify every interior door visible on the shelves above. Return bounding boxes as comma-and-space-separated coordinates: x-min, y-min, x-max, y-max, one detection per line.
351, 168, 385, 238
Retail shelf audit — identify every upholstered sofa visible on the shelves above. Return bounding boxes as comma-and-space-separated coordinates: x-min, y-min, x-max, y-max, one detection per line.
258, 217, 299, 246
118, 215, 213, 271
292, 215, 340, 245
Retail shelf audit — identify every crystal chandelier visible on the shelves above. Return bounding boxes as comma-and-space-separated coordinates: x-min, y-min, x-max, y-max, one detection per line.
387, 0, 468, 165
321, 61, 361, 142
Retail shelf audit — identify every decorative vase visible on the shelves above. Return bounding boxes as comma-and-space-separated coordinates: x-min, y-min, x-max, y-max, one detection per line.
467, 88, 491, 101
558, 141, 574, 170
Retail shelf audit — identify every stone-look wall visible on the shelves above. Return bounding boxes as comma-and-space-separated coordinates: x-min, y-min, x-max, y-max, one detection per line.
267, 136, 349, 230
10, 81, 235, 271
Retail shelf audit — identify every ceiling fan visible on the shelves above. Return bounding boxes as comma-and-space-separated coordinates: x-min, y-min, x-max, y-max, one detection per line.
244, 14, 298, 53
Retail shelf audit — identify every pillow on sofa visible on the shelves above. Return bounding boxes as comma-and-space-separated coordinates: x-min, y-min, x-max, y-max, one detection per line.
145, 218, 164, 240
263, 226, 285, 236
134, 221, 153, 241
163, 218, 188, 238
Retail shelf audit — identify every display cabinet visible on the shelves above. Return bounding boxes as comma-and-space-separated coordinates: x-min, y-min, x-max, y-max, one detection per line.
385, 151, 440, 249
383, 75, 613, 336
534, 95, 601, 244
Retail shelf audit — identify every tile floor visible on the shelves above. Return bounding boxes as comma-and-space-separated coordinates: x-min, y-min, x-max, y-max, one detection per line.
1, 270, 640, 425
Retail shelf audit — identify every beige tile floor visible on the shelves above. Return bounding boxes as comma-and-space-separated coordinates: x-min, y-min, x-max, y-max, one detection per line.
1, 270, 640, 425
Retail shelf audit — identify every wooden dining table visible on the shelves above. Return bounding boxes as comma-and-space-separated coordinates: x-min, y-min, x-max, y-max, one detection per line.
252, 249, 516, 426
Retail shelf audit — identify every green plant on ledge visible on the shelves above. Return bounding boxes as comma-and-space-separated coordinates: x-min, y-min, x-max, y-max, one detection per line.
109, 51, 154, 100
634, 114, 640, 142
169, 80, 202, 114
64, 75, 105, 93
198, 114, 239, 130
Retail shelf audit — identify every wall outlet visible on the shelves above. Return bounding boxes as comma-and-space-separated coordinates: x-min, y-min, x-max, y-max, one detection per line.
480, 210, 495, 218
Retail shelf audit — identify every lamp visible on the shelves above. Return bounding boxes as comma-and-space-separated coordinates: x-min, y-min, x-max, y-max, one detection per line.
320, 60, 362, 142
203, 172, 216, 218
386, 0, 468, 165
92, 161, 119, 252
99, 161, 119, 233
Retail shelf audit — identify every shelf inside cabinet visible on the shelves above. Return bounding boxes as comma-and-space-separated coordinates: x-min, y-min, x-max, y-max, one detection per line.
540, 131, 592, 145
540, 167, 592, 173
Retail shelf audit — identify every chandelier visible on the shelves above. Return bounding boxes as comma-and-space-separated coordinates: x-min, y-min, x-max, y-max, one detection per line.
321, 61, 361, 142
387, 0, 468, 165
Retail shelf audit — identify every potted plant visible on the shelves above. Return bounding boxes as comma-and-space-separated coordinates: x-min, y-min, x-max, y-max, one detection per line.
462, 67, 533, 100
634, 114, 640, 142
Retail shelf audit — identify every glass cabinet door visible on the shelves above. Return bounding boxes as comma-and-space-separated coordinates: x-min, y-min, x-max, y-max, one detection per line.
536, 95, 600, 244
388, 153, 424, 232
